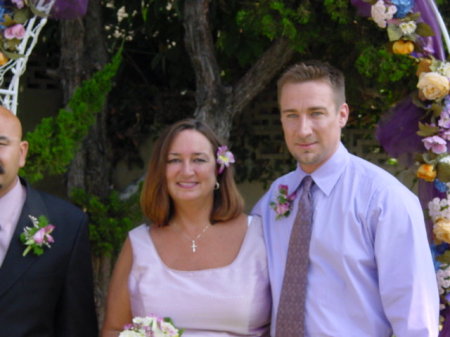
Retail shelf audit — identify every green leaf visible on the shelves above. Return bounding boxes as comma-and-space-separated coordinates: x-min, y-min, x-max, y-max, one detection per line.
437, 161, 450, 182
387, 25, 403, 42
28, 2, 49, 17
417, 122, 439, 137
415, 22, 435, 37
437, 251, 450, 264
13, 8, 31, 24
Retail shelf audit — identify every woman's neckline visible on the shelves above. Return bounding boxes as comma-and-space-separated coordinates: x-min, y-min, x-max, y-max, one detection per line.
146, 216, 252, 272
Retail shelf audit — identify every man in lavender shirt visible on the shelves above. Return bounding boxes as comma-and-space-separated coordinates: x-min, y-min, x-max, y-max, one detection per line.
252, 61, 439, 336
0, 106, 98, 336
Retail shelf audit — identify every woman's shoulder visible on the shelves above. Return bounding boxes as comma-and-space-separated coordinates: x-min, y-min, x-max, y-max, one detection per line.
129, 223, 149, 236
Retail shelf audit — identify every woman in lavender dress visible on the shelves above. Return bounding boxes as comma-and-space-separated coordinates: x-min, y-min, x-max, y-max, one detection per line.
101, 119, 271, 337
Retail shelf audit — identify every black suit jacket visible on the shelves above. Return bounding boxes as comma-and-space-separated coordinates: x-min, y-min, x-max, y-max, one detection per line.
0, 179, 98, 337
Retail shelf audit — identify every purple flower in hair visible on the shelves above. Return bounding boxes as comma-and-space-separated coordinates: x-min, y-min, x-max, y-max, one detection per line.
216, 146, 235, 174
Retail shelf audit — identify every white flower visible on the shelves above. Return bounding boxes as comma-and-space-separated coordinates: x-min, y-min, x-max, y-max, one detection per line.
371, 0, 397, 29
118, 331, 145, 337
399, 21, 417, 35
437, 62, 450, 78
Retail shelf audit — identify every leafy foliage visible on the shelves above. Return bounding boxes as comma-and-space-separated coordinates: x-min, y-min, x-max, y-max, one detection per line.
71, 187, 142, 256
21, 48, 123, 182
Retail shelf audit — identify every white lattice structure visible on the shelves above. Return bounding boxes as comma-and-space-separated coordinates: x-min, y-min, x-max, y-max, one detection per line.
0, 0, 55, 115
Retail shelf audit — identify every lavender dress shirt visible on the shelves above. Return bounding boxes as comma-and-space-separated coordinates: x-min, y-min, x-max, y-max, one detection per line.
252, 143, 439, 337
0, 178, 26, 266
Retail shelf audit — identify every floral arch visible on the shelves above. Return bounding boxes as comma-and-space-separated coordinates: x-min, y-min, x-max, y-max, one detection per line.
0, 0, 88, 115
352, 0, 450, 334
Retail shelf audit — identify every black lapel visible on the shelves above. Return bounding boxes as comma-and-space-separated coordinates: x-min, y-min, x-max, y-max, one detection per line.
0, 179, 50, 297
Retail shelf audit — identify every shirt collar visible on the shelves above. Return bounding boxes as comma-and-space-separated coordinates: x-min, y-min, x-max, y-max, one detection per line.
297, 142, 350, 196
0, 177, 26, 226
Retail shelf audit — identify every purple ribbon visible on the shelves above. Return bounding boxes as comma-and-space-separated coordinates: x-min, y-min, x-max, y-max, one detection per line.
50, 0, 89, 19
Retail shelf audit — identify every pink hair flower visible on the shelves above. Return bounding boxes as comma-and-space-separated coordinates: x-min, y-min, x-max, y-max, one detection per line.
4, 24, 26, 40
216, 145, 235, 174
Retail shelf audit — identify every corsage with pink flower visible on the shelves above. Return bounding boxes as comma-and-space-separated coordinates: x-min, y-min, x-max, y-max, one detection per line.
216, 145, 235, 174
20, 215, 55, 256
270, 184, 296, 220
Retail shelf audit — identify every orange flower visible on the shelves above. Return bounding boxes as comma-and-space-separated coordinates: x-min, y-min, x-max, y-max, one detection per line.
417, 163, 437, 182
416, 58, 432, 77
392, 40, 414, 55
0, 52, 9, 66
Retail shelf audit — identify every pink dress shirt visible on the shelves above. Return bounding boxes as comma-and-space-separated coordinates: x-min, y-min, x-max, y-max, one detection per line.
0, 178, 26, 266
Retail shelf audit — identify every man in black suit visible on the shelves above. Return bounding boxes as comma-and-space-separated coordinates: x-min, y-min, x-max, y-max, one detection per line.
0, 106, 98, 336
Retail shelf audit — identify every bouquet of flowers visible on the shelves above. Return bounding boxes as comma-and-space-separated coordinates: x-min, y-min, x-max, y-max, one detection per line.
119, 315, 183, 337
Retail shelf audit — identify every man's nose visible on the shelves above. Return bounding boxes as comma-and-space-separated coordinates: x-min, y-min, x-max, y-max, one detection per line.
296, 116, 313, 138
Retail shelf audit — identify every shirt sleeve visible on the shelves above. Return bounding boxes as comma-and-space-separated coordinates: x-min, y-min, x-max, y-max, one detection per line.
369, 186, 439, 337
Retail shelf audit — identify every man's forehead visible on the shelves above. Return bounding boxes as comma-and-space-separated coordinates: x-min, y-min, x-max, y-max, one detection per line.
0, 115, 22, 139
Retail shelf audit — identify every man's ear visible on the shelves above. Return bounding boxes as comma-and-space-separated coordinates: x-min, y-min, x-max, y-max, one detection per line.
338, 103, 349, 128
19, 140, 28, 168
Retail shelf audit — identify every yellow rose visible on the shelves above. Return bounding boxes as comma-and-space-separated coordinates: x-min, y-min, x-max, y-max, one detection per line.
417, 71, 450, 101
434, 218, 450, 243
417, 163, 437, 182
392, 40, 414, 55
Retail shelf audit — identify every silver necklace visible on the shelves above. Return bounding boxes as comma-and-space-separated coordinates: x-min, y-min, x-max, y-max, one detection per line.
179, 223, 211, 253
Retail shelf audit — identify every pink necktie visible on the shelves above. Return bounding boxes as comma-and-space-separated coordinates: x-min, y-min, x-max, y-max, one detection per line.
275, 176, 314, 337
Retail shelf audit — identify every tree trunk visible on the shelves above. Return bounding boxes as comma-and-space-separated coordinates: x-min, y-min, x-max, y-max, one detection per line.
183, 0, 295, 141
59, 0, 111, 327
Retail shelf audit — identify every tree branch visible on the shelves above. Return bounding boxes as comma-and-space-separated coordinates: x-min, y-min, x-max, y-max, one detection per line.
230, 37, 295, 116
183, 0, 222, 120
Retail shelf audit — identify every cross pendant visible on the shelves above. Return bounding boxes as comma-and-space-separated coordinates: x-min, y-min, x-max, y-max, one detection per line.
191, 240, 198, 253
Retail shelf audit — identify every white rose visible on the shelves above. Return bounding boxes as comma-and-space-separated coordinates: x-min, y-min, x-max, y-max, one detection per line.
399, 21, 417, 35
417, 71, 450, 100
371, 0, 397, 28
438, 62, 450, 78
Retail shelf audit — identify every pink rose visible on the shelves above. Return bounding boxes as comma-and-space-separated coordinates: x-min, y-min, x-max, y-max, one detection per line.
275, 203, 290, 216
32, 225, 55, 245
423, 135, 448, 154
279, 184, 288, 195
4, 24, 26, 40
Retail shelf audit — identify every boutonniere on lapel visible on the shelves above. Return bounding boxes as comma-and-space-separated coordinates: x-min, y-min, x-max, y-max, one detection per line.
20, 215, 55, 256
270, 184, 296, 220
